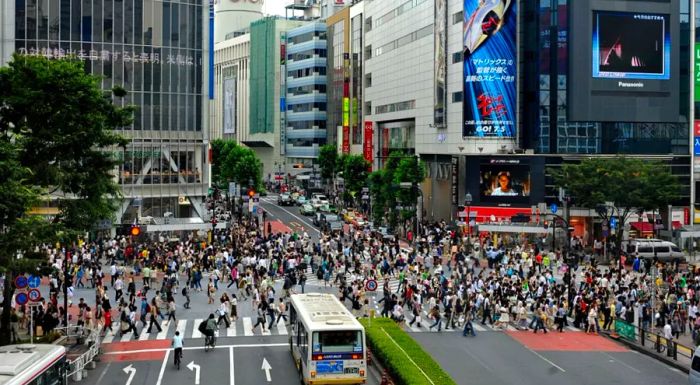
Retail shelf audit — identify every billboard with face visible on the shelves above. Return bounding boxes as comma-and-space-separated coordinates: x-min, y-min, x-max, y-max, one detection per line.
462, 0, 517, 137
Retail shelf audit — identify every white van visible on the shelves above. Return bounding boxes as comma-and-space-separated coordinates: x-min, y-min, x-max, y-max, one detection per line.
624, 239, 684, 261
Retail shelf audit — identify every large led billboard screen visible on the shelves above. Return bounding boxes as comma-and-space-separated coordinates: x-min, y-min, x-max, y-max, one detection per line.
462, 0, 517, 137
568, 0, 680, 123
592, 11, 670, 80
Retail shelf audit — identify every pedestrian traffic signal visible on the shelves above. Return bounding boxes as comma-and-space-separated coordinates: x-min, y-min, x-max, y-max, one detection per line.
130, 225, 141, 236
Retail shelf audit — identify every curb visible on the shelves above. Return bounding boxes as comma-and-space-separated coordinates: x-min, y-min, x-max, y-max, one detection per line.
603, 334, 690, 374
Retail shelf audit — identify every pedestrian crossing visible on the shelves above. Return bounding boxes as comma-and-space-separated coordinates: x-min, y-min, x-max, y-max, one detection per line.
300, 266, 402, 293
100, 317, 292, 344
402, 316, 582, 334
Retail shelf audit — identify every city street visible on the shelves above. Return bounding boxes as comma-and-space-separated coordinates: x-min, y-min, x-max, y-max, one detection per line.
411, 331, 687, 385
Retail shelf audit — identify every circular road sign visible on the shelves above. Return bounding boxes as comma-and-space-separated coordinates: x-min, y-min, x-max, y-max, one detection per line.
27, 275, 41, 289
15, 292, 28, 306
14, 276, 28, 289
365, 279, 378, 292
28, 289, 41, 302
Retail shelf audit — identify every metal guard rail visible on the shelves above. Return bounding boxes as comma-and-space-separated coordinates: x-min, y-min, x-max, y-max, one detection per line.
616, 320, 695, 362
53, 326, 101, 380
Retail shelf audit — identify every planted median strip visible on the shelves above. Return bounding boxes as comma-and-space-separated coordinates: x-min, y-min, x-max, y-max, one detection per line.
360, 318, 457, 385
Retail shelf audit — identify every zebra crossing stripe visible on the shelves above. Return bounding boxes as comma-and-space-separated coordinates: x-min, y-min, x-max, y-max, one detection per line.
102, 330, 115, 344
227, 322, 237, 337
192, 319, 203, 339
138, 327, 150, 341
276, 322, 288, 336
176, 320, 187, 338
157, 320, 171, 340
506, 325, 518, 331
262, 324, 272, 336
409, 323, 422, 333
565, 326, 579, 332
242, 317, 254, 336
120, 331, 133, 342
473, 323, 487, 332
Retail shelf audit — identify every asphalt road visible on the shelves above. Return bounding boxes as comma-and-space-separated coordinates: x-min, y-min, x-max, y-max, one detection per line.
411, 331, 687, 385
260, 196, 321, 243
86, 335, 381, 385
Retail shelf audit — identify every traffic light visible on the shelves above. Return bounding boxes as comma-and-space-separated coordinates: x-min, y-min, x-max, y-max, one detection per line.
248, 189, 255, 198
130, 225, 141, 236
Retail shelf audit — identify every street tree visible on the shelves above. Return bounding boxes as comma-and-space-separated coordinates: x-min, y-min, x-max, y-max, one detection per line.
551, 156, 680, 262
211, 139, 263, 191
342, 155, 370, 204
394, 155, 426, 221
0, 54, 132, 344
318, 144, 338, 182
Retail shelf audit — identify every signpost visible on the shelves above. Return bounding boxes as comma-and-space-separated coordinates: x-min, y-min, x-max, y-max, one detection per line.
365, 279, 378, 292
27, 275, 41, 289
14, 276, 28, 289
28, 289, 41, 302
15, 292, 28, 306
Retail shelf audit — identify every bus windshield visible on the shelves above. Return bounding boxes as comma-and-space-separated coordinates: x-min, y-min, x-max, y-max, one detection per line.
313, 330, 363, 353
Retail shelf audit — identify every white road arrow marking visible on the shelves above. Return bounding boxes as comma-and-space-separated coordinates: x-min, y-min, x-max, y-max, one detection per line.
261, 358, 272, 382
187, 361, 201, 385
123, 364, 136, 385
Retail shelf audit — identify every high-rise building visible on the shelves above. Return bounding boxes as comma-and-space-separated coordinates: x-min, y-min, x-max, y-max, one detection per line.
2, 0, 212, 226
284, 22, 328, 164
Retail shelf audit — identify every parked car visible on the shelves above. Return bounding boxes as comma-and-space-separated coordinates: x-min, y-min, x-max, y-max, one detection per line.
296, 195, 307, 206
299, 203, 315, 216
278, 193, 293, 206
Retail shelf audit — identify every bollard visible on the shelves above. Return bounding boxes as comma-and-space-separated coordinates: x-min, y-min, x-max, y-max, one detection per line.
82, 369, 88, 379
73, 370, 83, 382
88, 361, 96, 369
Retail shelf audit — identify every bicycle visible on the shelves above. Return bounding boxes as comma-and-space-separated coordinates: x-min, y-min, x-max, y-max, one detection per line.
204, 332, 217, 352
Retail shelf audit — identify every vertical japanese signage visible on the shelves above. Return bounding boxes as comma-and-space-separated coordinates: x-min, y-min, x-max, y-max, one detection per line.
434, 0, 447, 126
363, 121, 374, 169
342, 53, 351, 154
695, 121, 700, 156
451, 156, 458, 205
209, 0, 215, 100
280, 32, 287, 156
463, 0, 517, 137
694, 43, 700, 102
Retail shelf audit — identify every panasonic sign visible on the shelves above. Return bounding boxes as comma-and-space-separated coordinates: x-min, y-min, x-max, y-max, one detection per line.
617, 82, 645, 88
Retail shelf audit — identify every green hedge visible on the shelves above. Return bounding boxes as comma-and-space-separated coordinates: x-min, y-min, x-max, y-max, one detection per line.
360, 318, 457, 385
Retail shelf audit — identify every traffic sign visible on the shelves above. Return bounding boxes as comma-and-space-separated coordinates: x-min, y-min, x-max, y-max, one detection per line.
365, 279, 378, 292
14, 276, 27, 289
610, 218, 618, 229
27, 275, 41, 289
28, 289, 41, 302
550, 203, 558, 214
15, 292, 28, 306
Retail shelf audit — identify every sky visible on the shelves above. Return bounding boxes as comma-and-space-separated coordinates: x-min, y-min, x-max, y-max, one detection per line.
263, 0, 289, 16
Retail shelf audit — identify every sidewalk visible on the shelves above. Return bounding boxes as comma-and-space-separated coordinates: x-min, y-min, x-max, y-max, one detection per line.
602, 327, 695, 373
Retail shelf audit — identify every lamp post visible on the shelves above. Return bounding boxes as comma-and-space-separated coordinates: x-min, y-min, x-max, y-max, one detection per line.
465, 192, 473, 247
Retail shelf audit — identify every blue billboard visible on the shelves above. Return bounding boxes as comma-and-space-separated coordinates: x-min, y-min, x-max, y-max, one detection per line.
463, 0, 517, 137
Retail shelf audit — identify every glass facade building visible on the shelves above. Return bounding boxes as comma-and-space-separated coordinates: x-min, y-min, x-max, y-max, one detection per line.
10, 0, 209, 223
285, 22, 327, 160
521, 0, 691, 156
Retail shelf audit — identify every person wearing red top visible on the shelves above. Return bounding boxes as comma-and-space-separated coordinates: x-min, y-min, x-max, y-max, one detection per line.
101, 309, 112, 337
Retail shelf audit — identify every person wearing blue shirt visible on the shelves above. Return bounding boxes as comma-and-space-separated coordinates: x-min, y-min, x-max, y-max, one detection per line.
172, 331, 184, 369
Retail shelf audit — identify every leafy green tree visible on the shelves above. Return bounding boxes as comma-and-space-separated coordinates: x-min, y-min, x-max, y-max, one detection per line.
394, 156, 426, 220
342, 155, 370, 204
368, 170, 386, 224
0, 54, 132, 344
318, 144, 338, 181
211, 139, 263, 191
551, 157, 680, 261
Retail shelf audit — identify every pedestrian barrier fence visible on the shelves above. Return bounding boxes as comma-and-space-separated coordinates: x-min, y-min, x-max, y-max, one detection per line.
53, 326, 101, 382
614, 320, 694, 362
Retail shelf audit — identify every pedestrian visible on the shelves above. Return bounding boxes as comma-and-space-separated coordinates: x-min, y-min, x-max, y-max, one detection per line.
533, 307, 548, 334
167, 298, 177, 323
147, 298, 163, 333
252, 303, 267, 334
230, 294, 238, 321
275, 298, 288, 325
462, 310, 476, 337
428, 305, 442, 332
182, 285, 191, 309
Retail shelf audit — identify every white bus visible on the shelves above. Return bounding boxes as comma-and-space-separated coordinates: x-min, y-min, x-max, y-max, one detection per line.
0, 344, 67, 385
289, 293, 367, 385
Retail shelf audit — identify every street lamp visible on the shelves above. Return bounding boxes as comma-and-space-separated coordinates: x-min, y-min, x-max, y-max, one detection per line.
465, 192, 473, 246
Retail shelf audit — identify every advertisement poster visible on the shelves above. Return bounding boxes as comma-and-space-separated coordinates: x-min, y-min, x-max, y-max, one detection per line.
434, 0, 447, 126
479, 159, 530, 204
223, 77, 236, 135
363, 121, 374, 168
463, 0, 517, 137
